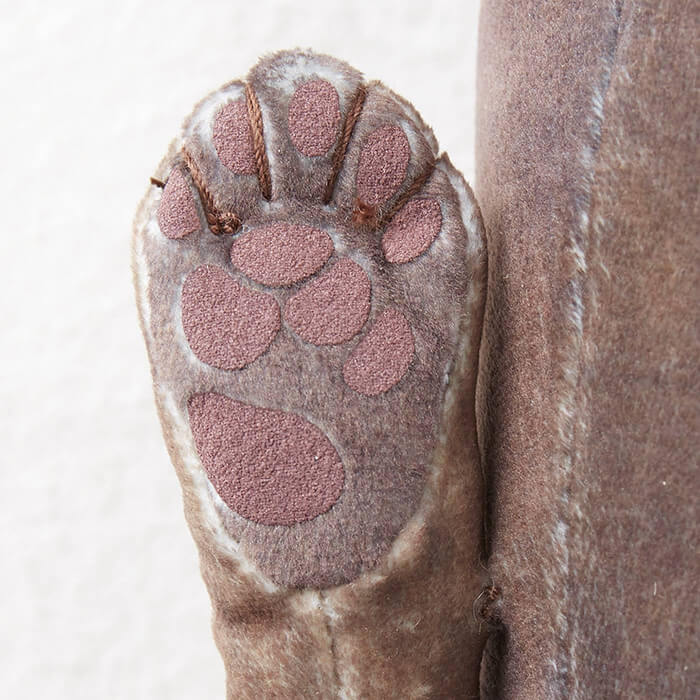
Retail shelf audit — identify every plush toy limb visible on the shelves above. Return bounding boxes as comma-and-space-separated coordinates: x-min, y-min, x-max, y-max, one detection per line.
133, 49, 488, 697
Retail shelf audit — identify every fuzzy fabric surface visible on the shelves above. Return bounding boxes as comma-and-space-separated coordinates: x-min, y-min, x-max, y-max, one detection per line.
476, 0, 699, 697
133, 49, 487, 697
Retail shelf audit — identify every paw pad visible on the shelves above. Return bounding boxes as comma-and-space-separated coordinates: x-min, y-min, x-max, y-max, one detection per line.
157, 167, 199, 240
343, 308, 415, 396
212, 99, 257, 175
288, 80, 341, 157
382, 198, 442, 263
181, 265, 280, 371
230, 223, 334, 287
356, 124, 410, 207
284, 259, 371, 346
188, 392, 345, 526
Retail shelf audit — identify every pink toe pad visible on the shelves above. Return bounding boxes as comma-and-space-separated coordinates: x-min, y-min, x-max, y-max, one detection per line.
157, 168, 200, 239
230, 223, 334, 286
284, 259, 371, 345
356, 125, 410, 207
188, 392, 345, 526
382, 198, 442, 263
288, 80, 341, 157
181, 265, 280, 370
343, 309, 415, 396
213, 98, 257, 175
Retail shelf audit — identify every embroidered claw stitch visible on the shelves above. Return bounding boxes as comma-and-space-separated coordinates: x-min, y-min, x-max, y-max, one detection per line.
380, 160, 437, 228
183, 148, 242, 235
352, 197, 378, 227
245, 83, 272, 201
324, 84, 367, 205
473, 583, 503, 631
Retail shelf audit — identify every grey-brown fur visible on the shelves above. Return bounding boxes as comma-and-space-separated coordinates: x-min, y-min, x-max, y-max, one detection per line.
133, 49, 487, 697
476, 1, 699, 696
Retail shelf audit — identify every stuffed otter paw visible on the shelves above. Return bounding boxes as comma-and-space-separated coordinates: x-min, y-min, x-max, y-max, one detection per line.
132, 48, 487, 699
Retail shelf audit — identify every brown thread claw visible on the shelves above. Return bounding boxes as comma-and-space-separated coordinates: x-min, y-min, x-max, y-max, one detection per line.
377, 160, 437, 229
473, 584, 503, 631
324, 84, 367, 205
245, 83, 272, 201
182, 148, 242, 236
352, 198, 378, 228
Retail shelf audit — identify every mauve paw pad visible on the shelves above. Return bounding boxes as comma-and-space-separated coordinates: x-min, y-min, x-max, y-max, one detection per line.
342, 309, 415, 396
188, 392, 345, 526
212, 99, 257, 175
156, 167, 199, 239
382, 198, 443, 263
356, 124, 411, 207
284, 259, 371, 346
288, 79, 341, 157
181, 265, 280, 370
230, 222, 334, 287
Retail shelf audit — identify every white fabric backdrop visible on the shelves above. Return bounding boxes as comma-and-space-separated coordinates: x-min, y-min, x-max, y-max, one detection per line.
0, 0, 481, 696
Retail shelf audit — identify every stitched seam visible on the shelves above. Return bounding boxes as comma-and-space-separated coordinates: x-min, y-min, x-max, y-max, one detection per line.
318, 591, 341, 698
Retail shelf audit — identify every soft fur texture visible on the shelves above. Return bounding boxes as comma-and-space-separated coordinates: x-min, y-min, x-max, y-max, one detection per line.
476, 1, 699, 697
133, 49, 488, 697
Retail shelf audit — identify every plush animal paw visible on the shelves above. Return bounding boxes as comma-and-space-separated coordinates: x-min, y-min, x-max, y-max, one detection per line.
133, 48, 487, 698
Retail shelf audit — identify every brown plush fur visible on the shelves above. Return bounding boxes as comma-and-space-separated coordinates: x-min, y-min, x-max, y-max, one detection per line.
476, 1, 699, 696
133, 50, 488, 697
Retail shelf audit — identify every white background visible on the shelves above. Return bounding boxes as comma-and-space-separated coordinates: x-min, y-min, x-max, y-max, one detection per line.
0, 1, 481, 697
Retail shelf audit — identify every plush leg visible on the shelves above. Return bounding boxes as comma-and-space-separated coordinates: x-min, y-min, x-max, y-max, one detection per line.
133, 49, 487, 698
476, 1, 699, 696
